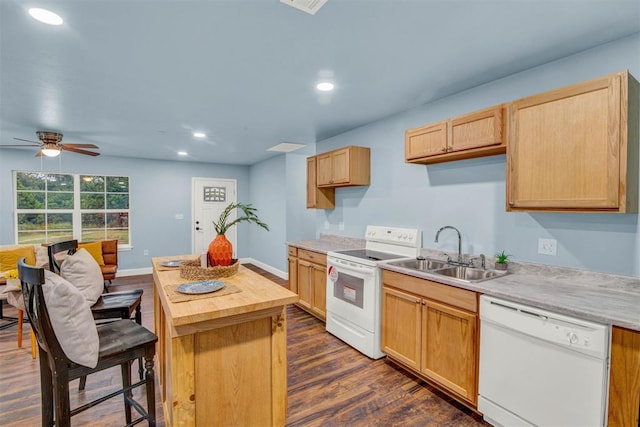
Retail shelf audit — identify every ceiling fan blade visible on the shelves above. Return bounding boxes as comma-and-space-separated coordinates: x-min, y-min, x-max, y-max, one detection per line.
1, 143, 41, 147
60, 143, 99, 149
62, 146, 100, 156
13, 137, 40, 144
35, 151, 44, 157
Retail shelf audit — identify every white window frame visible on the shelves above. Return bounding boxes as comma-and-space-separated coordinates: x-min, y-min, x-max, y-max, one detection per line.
13, 171, 132, 248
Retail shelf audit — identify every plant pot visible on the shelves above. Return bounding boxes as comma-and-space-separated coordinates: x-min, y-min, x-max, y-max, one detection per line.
494, 262, 508, 271
208, 234, 233, 266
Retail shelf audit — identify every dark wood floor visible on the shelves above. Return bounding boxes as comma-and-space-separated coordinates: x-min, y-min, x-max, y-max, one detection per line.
0, 265, 486, 426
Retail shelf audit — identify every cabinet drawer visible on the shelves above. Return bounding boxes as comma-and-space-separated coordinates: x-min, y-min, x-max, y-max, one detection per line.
298, 249, 326, 265
288, 246, 298, 257
382, 270, 477, 313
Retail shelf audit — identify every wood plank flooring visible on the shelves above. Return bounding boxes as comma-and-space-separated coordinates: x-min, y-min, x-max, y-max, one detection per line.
0, 265, 486, 426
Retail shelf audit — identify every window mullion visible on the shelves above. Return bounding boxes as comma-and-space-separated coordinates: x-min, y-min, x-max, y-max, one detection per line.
73, 174, 82, 240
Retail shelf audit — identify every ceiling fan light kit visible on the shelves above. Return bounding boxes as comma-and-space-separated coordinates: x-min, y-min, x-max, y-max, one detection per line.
41, 143, 61, 157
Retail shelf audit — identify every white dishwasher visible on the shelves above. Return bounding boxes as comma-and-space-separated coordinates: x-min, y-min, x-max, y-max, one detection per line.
478, 295, 610, 427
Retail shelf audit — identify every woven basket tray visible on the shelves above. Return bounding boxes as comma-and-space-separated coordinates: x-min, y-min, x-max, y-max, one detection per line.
179, 258, 239, 280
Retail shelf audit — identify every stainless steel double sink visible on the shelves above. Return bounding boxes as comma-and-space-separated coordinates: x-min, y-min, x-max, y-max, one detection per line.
386, 258, 509, 283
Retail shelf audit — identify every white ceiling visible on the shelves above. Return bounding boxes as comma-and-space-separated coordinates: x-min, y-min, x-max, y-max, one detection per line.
1, 0, 639, 165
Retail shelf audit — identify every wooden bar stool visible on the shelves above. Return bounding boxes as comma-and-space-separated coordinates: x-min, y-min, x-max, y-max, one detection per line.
48, 240, 144, 389
18, 259, 157, 427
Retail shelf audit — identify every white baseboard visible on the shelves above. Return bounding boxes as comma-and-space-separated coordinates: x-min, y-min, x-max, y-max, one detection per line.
118, 259, 288, 280
240, 258, 288, 280
118, 267, 152, 277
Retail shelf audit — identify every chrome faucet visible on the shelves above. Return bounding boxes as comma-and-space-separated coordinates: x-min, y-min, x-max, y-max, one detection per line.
434, 225, 465, 265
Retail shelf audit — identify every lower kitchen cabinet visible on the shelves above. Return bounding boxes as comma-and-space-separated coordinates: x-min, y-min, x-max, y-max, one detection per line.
382, 270, 479, 407
288, 246, 327, 321
288, 246, 298, 294
608, 326, 640, 427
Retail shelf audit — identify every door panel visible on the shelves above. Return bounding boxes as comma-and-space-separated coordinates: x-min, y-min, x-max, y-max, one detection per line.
192, 178, 237, 255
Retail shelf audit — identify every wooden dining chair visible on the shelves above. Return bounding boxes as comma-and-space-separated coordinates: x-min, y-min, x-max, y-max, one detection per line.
47, 240, 144, 389
18, 258, 157, 427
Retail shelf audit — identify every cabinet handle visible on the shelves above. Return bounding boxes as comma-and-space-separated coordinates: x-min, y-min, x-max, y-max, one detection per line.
415, 300, 420, 304
421, 301, 426, 305
508, 201, 515, 206
447, 146, 453, 152
441, 147, 447, 152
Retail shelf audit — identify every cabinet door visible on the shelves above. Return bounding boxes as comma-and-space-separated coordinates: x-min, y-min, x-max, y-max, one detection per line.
311, 263, 327, 320
297, 261, 312, 310
507, 72, 625, 211
330, 148, 350, 184
306, 156, 334, 209
421, 299, 478, 404
381, 286, 421, 370
288, 256, 298, 294
316, 152, 333, 186
405, 121, 447, 160
449, 105, 503, 153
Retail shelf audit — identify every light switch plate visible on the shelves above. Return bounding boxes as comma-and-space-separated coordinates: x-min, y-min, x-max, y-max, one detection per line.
538, 238, 557, 256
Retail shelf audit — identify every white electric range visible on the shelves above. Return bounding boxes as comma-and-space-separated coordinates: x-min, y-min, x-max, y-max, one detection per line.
326, 225, 421, 359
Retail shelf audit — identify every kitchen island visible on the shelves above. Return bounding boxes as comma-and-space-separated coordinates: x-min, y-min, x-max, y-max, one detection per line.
152, 256, 298, 427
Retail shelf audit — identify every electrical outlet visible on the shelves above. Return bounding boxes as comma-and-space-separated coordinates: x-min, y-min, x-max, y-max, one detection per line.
143, 249, 149, 256
538, 238, 557, 256
324, 221, 330, 230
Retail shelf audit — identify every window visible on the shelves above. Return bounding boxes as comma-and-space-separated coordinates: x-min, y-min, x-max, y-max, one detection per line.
14, 171, 130, 246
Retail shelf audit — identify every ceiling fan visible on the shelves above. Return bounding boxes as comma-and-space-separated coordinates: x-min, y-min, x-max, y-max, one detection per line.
3, 131, 100, 157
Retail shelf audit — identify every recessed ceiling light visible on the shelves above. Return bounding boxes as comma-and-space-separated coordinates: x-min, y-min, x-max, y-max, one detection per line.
316, 82, 334, 92
177, 151, 188, 156
267, 142, 306, 153
193, 132, 206, 138
28, 8, 64, 25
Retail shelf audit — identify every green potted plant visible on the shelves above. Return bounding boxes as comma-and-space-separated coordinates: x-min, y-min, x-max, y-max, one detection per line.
208, 202, 269, 266
494, 250, 511, 270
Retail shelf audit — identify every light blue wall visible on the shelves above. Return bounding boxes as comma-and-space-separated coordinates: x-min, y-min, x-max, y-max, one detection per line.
248, 154, 287, 271
0, 149, 249, 270
285, 146, 318, 243
311, 33, 640, 277
2, 33, 639, 277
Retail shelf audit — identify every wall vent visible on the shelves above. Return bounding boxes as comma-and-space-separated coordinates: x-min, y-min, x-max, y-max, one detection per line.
280, 0, 327, 15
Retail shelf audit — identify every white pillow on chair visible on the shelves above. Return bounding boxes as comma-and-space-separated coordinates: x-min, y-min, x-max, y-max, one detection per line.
42, 270, 99, 368
60, 248, 104, 306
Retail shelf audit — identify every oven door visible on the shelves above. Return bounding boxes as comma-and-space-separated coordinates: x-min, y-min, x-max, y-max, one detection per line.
326, 256, 377, 332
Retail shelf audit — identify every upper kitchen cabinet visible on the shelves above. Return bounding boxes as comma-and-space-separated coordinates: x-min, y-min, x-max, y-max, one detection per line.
405, 105, 506, 164
306, 156, 335, 209
507, 70, 639, 213
316, 146, 370, 187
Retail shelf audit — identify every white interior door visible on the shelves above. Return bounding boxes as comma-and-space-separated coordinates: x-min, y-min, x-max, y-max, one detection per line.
192, 178, 237, 256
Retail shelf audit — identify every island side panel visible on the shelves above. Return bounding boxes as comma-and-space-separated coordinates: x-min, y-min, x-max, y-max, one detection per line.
195, 314, 280, 425
272, 308, 287, 427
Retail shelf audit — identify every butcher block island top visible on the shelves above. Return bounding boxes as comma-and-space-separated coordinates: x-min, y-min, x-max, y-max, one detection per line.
152, 255, 298, 427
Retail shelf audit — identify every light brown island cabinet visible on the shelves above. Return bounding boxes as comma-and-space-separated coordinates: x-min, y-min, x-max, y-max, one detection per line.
316, 146, 370, 187
382, 270, 479, 408
507, 70, 639, 213
405, 104, 506, 164
292, 248, 327, 321
306, 156, 335, 209
152, 255, 298, 427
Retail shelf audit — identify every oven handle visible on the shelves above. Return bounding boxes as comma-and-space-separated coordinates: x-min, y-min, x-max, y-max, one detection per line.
327, 257, 376, 276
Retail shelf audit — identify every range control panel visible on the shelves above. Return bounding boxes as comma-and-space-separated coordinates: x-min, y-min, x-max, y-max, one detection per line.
365, 226, 421, 248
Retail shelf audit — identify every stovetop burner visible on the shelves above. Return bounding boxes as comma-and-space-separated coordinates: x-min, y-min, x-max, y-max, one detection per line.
331, 249, 406, 262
